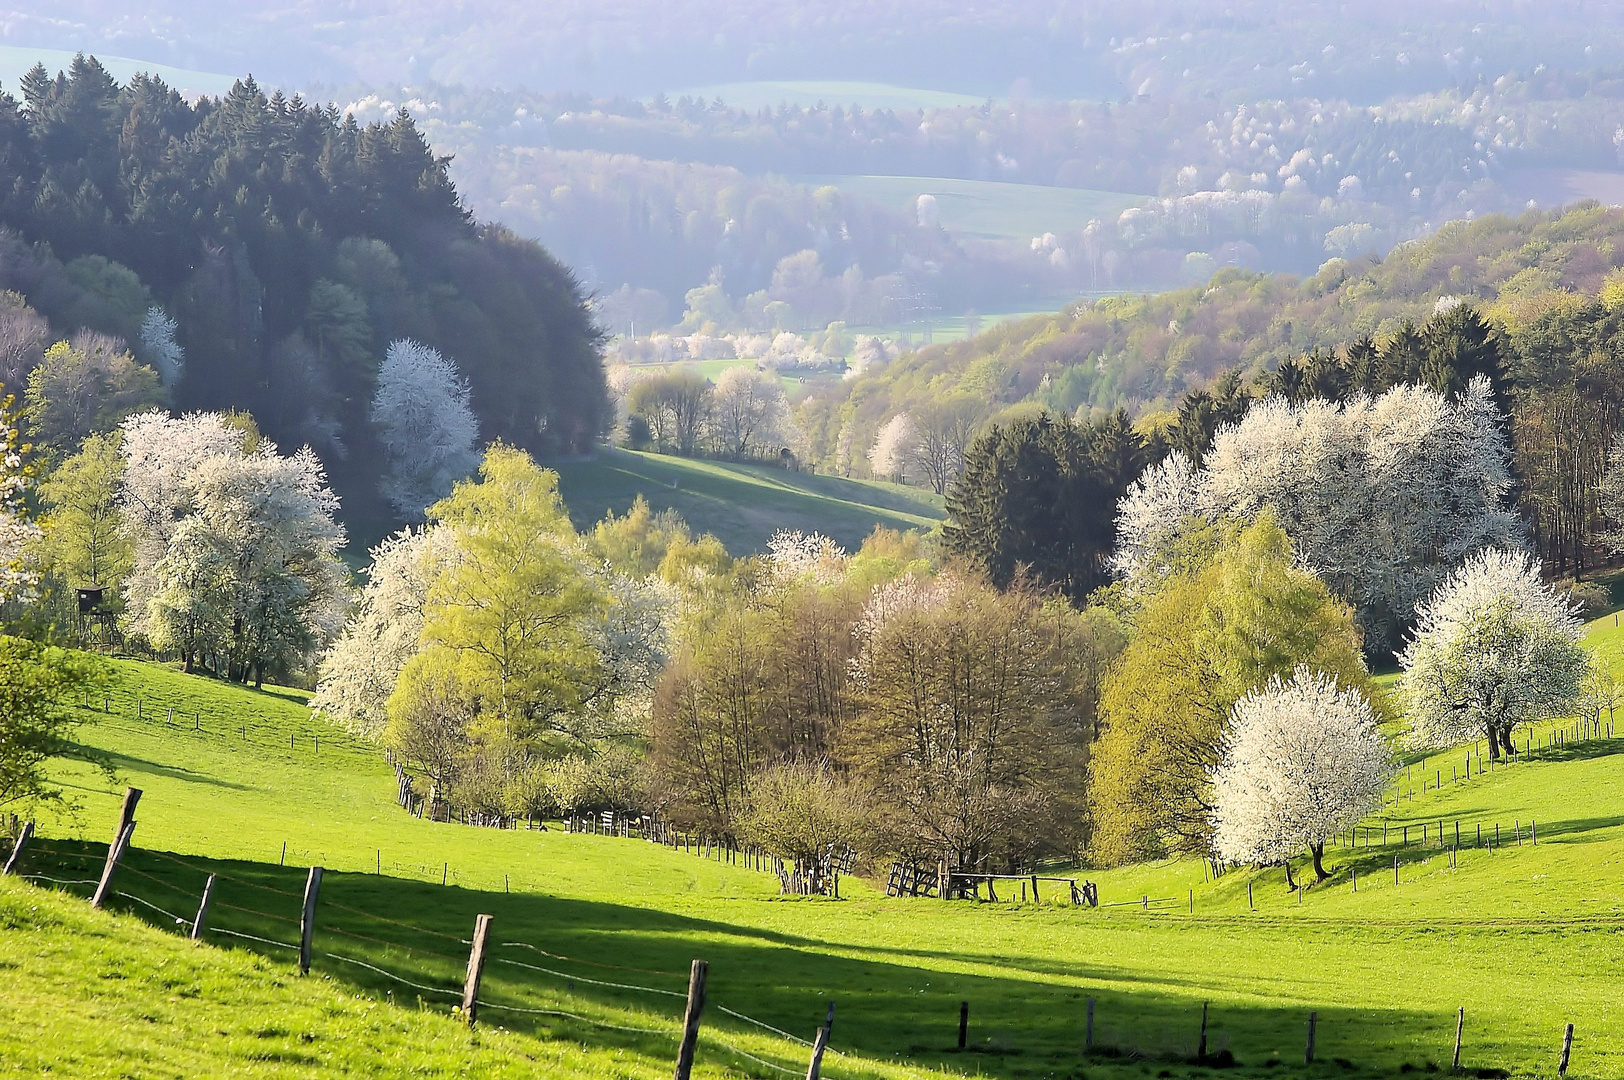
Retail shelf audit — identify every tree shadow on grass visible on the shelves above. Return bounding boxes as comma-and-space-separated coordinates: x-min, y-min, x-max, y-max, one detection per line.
19, 839, 1490, 1080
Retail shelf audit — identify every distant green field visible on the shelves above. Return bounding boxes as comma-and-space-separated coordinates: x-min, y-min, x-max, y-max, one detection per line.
798, 174, 1145, 241
549, 448, 944, 554
11, 642, 1624, 1080
676, 81, 990, 112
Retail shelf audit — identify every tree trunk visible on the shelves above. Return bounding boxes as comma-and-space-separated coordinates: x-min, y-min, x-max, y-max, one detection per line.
1486, 724, 1501, 761
1500, 727, 1516, 757
1310, 841, 1328, 882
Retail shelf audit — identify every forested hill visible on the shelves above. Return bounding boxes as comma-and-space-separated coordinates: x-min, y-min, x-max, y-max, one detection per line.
0, 55, 608, 527
831, 204, 1624, 430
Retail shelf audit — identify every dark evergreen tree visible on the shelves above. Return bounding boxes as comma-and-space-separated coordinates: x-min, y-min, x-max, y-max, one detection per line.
944, 410, 1146, 603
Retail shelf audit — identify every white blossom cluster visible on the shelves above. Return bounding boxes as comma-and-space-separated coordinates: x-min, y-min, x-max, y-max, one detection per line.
1210, 667, 1392, 866
308, 527, 456, 736
0, 411, 38, 603
119, 409, 349, 671
137, 306, 185, 389
369, 339, 480, 517
765, 529, 848, 586
1114, 376, 1521, 651
1399, 548, 1588, 750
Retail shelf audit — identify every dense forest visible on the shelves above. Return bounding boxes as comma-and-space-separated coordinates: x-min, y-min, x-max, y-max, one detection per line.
0, 56, 608, 531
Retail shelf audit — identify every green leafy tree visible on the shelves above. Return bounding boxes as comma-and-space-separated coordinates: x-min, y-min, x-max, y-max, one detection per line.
24, 337, 162, 452
37, 430, 131, 593
0, 636, 109, 810
1089, 514, 1373, 864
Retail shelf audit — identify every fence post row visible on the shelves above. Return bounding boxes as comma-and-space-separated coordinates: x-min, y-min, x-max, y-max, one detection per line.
462, 913, 493, 1026
672, 959, 708, 1080
804, 1002, 835, 1080
298, 867, 324, 976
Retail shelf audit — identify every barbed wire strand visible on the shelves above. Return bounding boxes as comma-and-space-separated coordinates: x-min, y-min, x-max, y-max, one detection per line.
320, 952, 463, 998
491, 953, 687, 997
704, 1033, 804, 1076
208, 926, 299, 951
497, 939, 688, 976
473, 999, 677, 1037
113, 890, 191, 928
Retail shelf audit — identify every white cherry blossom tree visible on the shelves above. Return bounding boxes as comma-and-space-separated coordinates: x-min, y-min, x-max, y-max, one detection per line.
1399, 548, 1588, 759
370, 339, 480, 517
1210, 667, 1391, 880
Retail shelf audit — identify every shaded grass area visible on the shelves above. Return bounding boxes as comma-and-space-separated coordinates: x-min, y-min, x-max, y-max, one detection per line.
9, 656, 1624, 1078
550, 448, 944, 554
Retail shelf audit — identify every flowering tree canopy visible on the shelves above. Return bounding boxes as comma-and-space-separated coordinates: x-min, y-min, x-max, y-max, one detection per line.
1210, 667, 1391, 880
370, 339, 480, 517
1399, 548, 1588, 759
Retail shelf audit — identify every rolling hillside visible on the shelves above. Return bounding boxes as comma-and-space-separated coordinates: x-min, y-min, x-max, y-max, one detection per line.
550, 448, 945, 554
5, 628, 1624, 1079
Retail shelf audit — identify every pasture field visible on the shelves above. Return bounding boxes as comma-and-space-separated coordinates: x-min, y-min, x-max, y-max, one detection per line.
4, 622, 1624, 1079
549, 447, 945, 554
794, 175, 1145, 242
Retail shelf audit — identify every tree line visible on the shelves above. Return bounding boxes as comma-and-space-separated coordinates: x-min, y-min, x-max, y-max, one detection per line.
0, 56, 608, 530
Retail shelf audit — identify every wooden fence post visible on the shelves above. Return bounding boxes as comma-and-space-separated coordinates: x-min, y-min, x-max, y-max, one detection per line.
2, 821, 32, 876
1305, 1010, 1317, 1066
672, 959, 708, 1080
1247, 879, 1254, 910
91, 820, 136, 909
462, 913, 493, 1026
1198, 1001, 1209, 1062
1085, 996, 1095, 1051
1558, 1023, 1573, 1076
804, 1002, 835, 1080
111, 787, 142, 846
298, 867, 323, 975
192, 874, 217, 940
1452, 1007, 1464, 1073
958, 1000, 969, 1050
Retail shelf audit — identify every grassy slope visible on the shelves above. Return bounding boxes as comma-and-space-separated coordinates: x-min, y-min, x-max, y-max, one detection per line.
550, 447, 944, 554
7, 624, 1624, 1079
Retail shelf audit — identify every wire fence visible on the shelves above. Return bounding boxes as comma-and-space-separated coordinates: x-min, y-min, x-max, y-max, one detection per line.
6, 828, 843, 1080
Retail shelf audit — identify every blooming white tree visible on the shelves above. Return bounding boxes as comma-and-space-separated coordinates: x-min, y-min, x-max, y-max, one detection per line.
1399, 548, 1589, 759
1210, 667, 1392, 880
710, 366, 786, 458
1121, 376, 1521, 653
310, 527, 454, 736
1110, 451, 1204, 583
120, 410, 348, 683
370, 339, 480, 517
766, 529, 848, 586
0, 407, 38, 603
869, 412, 917, 483
138, 307, 185, 389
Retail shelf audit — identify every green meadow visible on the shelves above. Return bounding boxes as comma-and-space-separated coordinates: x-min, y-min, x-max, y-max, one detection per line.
549, 447, 945, 554
3, 618, 1623, 1079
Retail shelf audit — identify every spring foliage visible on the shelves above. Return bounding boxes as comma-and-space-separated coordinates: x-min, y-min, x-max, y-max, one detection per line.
1089, 514, 1373, 864
1114, 377, 1520, 654
369, 339, 480, 517
1210, 668, 1391, 875
1399, 548, 1588, 758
